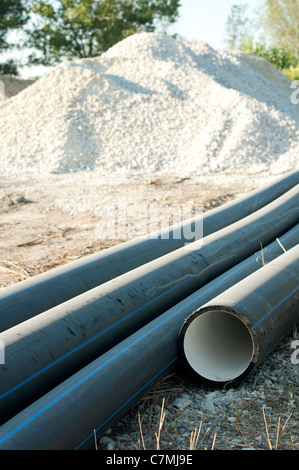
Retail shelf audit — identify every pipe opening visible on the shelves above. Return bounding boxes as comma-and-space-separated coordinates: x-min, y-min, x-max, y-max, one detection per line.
182, 309, 254, 382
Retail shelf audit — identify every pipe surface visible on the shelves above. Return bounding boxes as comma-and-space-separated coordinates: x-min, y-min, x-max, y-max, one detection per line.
0, 225, 297, 449
0, 170, 298, 331
0, 185, 298, 424
178, 245, 299, 387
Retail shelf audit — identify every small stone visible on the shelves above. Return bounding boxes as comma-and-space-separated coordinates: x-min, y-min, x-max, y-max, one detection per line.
201, 398, 215, 412
206, 391, 219, 400
99, 436, 116, 450
227, 417, 237, 423
173, 397, 192, 410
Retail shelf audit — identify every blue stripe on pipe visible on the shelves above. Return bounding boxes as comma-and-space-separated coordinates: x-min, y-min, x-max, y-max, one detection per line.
2, 180, 295, 302
74, 357, 178, 450
0, 227, 296, 446
0, 216, 297, 401
0, 239, 150, 301
253, 285, 299, 329
1, 172, 297, 302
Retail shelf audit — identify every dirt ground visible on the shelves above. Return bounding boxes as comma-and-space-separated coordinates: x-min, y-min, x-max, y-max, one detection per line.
0, 172, 264, 290
0, 55, 293, 290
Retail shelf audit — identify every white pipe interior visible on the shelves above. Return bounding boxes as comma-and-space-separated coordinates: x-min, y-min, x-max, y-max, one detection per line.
183, 309, 253, 382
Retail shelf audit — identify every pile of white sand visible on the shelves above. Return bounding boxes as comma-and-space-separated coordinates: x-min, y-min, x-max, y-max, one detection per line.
0, 32, 298, 178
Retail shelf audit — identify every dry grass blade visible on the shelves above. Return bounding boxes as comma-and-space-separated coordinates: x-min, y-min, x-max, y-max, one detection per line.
0, 265, 29, 279
189, 422, 202, 450
5, 261, 31, 276
259, 242, 266, 266
138, 411, 146, 450
291, 437, 299, 448
282, 412, 292, 432
93, 429, 98, 450
276, 237, 287, 253
275, 416, 281, 450
202, 427, 211, 448
262, 407, 272, 450
211, 432, 217, 450
155, 398, 166, 450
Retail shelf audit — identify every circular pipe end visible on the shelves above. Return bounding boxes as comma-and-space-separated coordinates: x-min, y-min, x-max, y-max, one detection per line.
178, 306, 257, 387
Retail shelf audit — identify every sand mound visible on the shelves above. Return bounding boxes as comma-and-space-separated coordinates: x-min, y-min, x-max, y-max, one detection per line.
0, 33, 298, 178
233, 51, 293, 97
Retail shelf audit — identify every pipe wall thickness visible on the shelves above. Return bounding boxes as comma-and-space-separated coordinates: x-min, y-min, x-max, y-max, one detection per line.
0, 170, 298, 331
0, 225, 297, 449
0, 185, 298, 424
178, 245, 299, 387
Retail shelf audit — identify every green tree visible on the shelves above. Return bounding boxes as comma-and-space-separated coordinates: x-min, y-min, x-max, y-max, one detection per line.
241, 37, 297, 69
225, 1, 299, 80
0, 0, 28, 75
224, 3, 252, 50
0, 59, 19, 75
26, 0, 181, 66
262, 0, 299, 56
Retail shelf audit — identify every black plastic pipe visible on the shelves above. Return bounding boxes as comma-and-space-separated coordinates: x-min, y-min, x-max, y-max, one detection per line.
0, 186, 298, 424
0, 225, 297, 449
0, 170, 298, 331
178, 245, 299, 388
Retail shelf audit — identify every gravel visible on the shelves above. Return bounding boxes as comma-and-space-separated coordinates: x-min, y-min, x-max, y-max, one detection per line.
0, 32, 298, 180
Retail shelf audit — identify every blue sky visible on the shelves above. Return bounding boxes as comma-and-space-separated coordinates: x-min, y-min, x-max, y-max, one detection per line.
173, 0, 262, 49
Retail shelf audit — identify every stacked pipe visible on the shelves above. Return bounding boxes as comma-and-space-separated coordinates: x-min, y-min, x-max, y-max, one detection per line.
0, 171, 298, 449
0, 225, 298, 450
1, 170, 298, 331
0, 183, 298, 424
178, 245, 299, 387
